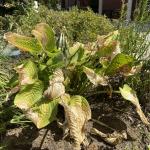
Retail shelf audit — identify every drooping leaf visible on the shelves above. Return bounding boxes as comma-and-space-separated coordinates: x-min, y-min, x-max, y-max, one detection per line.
119, 84, 149, 125
15, 61, 38, 85
97, 41, 119, 58
59, 94, 91, 149
96, 30, 120, 59
4, 32, 42, 54
14, 80, 44, 110
32, 23, 57, 54
83, 67, 108, 86
44, 69, 65, 99
26, 99, 58, 128
105, 53, 134, 75
91, 128, 127, 145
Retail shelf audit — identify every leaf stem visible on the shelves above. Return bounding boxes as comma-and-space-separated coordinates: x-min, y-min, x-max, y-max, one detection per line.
86, 90, 120, 97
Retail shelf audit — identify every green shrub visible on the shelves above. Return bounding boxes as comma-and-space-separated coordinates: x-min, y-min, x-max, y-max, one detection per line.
3, 6, 114, 44
117, 0, 150, 103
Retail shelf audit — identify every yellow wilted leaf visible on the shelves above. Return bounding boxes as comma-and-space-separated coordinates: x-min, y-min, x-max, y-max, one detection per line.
119, 84, 149, 125
4, 32, 42, 54
59, 94, 91, 150
83, 66, 108, 86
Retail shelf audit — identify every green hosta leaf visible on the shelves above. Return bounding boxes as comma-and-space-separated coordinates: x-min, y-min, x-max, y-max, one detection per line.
44, 69, 65, 99
69, 47, 85, 65
32, 23, 57, 54
83, 66, 108, 86
26, 99, 58, 128
105, 53, 134, 75
59, 94, 91, 149
119, 84, 149, 125
15, 61, 38, 85
14, 80, 44, 110
46, 53, 65, 69
70, 48, 84, 64
4, 32, 42, 54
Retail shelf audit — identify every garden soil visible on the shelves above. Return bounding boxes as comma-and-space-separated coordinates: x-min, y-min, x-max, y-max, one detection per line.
1, 95, 150, 150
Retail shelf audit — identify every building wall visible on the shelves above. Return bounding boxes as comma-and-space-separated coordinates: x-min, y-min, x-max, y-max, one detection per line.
62, 0, 137, 19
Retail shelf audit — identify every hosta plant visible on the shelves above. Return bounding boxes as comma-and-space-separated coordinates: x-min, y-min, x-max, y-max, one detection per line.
4, 23, 149, 149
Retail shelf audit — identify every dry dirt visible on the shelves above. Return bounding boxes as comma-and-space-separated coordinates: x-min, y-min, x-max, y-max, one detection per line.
1, 95, 150, 150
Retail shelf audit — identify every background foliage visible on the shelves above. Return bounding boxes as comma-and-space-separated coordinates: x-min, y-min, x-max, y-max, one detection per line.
0, 6, 114, 44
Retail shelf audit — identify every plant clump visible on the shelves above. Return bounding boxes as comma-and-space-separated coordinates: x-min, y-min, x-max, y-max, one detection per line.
4, 23, 149, 149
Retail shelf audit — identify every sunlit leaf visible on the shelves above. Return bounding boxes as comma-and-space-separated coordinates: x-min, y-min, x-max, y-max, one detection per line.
69, 42, 84, 57
4, 32, 42, 54
14, 80, 44, 110
44, 69, 65, 99
83, 67, 108, 86
104, 30, 119, 45
26, 99, 58, 128
69, 47, 85, 66
59, 94, 91, 149
105, 53, 134, 75
32, 23, 57, 54
119, 84, 149, 125
15, 61, 38, 85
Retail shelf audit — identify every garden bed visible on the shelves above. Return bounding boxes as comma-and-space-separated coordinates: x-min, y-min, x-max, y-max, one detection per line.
1, 95, 150, 150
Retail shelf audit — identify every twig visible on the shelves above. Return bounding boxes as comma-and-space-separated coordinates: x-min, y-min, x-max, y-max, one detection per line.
86, 90, 120, 97
39, 129, 49, 149
92, 119, 115, 131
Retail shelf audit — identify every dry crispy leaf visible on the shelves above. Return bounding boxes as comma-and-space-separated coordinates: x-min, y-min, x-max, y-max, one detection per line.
83, 67, 108, 86
96, 31, 120, 59
110, 41, 121, 60
123, 62, 143, 76
59, 94, 91, 150
91, 128, 127, 145
84, 42, 97, 55
119, 84, 149, 125
15, 61, 38, 85
44, 69, 65, 99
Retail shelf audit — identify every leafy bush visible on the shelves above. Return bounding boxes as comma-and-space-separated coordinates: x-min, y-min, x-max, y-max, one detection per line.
4, 23, 149, 149
118, 0, 150, 103
3, 6, 114, 44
